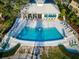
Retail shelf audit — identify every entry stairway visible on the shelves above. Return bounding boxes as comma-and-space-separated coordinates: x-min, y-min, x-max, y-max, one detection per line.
8, 18, 27, 37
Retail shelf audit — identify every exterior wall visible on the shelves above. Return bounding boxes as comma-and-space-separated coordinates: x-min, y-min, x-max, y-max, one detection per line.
68, 0, 79, 17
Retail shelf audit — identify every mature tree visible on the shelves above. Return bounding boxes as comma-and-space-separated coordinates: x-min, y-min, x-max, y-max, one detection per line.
0, 0, 28, 36
59, 9, 66, 19
76, 18, 79, 26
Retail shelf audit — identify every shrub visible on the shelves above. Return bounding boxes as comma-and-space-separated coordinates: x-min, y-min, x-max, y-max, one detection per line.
0, 43, 20, 58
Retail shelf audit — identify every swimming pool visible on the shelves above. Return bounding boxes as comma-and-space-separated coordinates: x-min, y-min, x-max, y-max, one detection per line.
15, 27, 64, 41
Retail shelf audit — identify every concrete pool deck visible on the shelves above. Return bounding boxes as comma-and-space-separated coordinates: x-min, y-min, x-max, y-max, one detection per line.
3, 32, 79, 49
4, 18, 78, 47
3, 35, 66, 46
2, 19, 79, 47
0, 17, 79, 54
26, 19, 63, 29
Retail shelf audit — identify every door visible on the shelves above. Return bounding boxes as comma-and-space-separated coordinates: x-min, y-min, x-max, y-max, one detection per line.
38, 14, 42, 19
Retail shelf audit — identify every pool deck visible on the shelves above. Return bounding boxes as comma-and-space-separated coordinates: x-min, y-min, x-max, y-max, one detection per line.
1, 17, 79, 53
2, 35, 65, 46
27, 19, 63, 28
3, 32, 79, 49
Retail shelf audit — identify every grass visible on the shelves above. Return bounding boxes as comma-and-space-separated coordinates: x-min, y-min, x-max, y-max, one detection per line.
40, 47, 70, 59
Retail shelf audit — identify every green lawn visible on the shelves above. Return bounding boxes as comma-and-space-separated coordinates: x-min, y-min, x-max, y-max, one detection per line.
40, 47, 70, 59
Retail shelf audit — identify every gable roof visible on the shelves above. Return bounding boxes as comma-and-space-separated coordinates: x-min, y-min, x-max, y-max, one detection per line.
27, 4, 60, 14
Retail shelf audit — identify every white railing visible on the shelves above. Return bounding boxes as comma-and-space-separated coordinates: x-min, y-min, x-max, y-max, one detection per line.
13, 19, 26, 37
7, 18, 20, 36
8, 18, 26, 37
65, 21, 79, 38
63, 16, 79, 38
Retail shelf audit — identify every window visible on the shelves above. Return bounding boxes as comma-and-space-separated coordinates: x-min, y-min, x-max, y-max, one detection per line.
44, 14, 56, 18
33, 14, 37, 19
28, 14, 32, 19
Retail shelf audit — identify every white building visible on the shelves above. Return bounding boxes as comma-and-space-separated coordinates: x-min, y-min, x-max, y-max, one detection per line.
68, 0, 79, 17
23, 0, 60, 20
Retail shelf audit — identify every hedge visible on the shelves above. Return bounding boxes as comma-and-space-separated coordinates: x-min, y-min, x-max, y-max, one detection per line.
58, 44, 79, 59
0, 43, 20, 58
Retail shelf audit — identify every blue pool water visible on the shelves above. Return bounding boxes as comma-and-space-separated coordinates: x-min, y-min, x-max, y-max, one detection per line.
16, 27, 64, 41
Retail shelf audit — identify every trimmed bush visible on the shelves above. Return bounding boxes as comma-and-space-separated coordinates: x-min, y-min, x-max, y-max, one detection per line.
58, 44, 79, 59
0, 43, 20, 58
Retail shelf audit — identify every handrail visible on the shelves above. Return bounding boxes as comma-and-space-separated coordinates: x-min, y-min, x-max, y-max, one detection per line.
13, 19, 26, 37
8, 18, 26, 37
8, 18, 20, 36
65, 21, 79, 38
